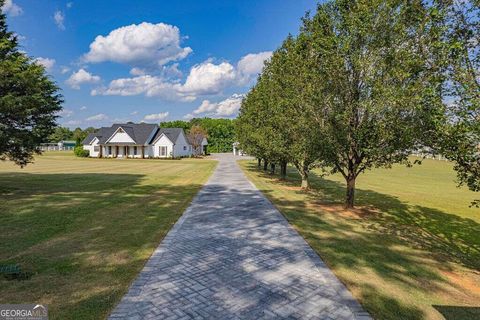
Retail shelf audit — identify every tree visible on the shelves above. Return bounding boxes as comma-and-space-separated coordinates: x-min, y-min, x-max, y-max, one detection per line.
187, 125, 208, 156
72, 126, 96, 144
435, 1, 480, 206
159, 120, 191, 131
304, 0, 442, 207
48, 127, 72, 142
0, 2, 63, 166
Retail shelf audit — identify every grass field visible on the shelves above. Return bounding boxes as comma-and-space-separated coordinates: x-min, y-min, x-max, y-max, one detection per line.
0, 152, 216, 319
239, 158, 480, 320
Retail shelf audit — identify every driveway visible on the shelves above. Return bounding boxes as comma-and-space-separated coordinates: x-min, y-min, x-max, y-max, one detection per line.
109, 153, 370, 320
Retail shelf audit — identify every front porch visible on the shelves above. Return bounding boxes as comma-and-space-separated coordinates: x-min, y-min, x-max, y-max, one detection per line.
100, 144, 147, 158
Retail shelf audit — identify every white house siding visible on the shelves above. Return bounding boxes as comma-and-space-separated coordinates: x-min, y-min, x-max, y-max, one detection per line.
173, 131, 191, 157
108, 130, 135, 143
153, 135, 174, 158
83, 138, 100, 157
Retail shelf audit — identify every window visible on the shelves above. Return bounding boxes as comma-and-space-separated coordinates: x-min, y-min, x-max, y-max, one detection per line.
133, 146, 137, 155
183, 146, 187, 151
94, 146, 99, 152
108, 146, 112, 155
159, 146, 167, 157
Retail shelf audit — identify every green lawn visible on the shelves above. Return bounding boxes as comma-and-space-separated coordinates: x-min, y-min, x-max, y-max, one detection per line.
0, 152, 216, 319
239, 158, 480, 320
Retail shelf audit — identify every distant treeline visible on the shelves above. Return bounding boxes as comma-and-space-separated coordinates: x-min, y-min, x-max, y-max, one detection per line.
160, 118, 235, 153
48, 127, 96, 144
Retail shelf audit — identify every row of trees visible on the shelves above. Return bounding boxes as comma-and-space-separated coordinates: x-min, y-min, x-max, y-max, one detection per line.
160, 118, 235, 153
236, 0, 479, 208
48, 126, 96, 144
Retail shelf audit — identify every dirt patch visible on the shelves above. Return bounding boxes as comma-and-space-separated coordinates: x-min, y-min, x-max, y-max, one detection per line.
441, 269, 480, 301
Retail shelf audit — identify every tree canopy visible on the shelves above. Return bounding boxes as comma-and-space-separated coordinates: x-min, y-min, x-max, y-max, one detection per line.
235, 0, 450, 208
160, 117, 235, 153
0, 2, 63, 166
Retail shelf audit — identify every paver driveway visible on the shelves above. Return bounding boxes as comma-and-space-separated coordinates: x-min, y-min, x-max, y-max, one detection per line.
109, 154, 370, 320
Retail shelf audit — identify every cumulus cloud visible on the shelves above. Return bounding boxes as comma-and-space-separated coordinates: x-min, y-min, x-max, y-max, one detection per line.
83, 22, 192, 69
143, 112, 169, 121
236, 51, 272, 84
91, 75, 195, 102
34, 57, 56, 71
1, 0, 23, 16
80, 106, 87, 111
66, 69, 101, 89
180, 61, 236, 95
193, 94, 244, 117
86, 113, 108, 121
91, 51, 271, 101
54, 11, 65, 30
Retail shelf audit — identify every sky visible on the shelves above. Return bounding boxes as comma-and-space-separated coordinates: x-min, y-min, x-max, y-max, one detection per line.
2, 0, 318, 128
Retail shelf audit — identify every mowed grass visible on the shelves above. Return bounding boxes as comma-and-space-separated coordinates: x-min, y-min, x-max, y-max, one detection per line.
0, 152, 216, 319
239, 158, 480, 320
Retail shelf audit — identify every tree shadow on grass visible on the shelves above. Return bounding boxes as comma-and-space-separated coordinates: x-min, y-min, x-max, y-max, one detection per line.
242, 161, 480, 320
0, 172, 205, 320
433, 305, 480, 320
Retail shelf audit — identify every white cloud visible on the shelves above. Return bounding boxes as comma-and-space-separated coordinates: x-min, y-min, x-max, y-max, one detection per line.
83, 22, 192, 69
1, 0, 23, 16
143, 112, 169, 121
91, 51, 271, 101
236, 51, 272, 84
34, 57, 56, 71
66, 69, 101, 89
183, 113, 194, 120
130, 111, 138, 115
60, 66, 70, 74
180, 61, 236, 95
91, 75, 195, 102
86, 113, 108, 121
66, 2, 73, 8
80, 106, 87, 111
193, 94, 244, 117
54, 11, 65, 30
58, 108, 74, 118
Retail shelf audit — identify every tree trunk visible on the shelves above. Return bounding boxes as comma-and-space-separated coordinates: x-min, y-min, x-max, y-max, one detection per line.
345, 175, 356, 209
300, 163, 309, 189
257, 158, 262, 168
280, 161, 287, 180
270, 163, 276, 174
263, 159, 268, 171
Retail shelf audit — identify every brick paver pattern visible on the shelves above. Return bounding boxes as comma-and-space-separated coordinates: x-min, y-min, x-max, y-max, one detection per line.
109, 154, 371, 320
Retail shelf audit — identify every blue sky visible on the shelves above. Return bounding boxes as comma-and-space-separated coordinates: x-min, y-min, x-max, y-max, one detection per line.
3, 0, 317, 128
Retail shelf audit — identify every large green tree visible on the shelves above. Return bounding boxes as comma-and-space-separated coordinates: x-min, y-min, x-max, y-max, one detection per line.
304, 0, 442, 207
436, 0, 480, 206
0, 2, 62, 166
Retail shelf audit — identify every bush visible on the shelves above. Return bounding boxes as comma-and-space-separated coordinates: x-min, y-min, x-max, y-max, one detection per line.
74, 145, 89, 157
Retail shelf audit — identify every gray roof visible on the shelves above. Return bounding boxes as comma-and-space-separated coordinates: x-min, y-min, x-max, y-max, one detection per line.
83, 123, 187, 145
82, 133, 97, 145
83, 123, 157, 145
152, 127, 184, 144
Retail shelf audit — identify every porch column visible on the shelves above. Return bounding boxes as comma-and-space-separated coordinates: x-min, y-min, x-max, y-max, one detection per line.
99, 145, 103, 158
141, 146, 145, 158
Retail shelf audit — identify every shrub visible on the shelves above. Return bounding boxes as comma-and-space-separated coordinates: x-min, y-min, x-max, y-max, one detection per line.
74, 145, 89, 157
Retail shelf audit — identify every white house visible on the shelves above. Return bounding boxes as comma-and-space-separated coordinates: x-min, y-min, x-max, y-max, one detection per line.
82, 123, 207, 158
